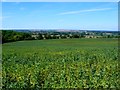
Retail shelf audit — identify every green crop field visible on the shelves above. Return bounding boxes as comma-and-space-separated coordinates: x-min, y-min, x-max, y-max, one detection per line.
2, 38, 119, 88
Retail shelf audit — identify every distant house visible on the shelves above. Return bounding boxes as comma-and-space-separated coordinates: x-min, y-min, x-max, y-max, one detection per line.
55, 35, 60, 37
103, 33, 112, 35
69, 34, 72, 36
67, 37, 70, 39
31, 35, 39, 39
59, 37, 61, 39
105, 33, 112, 35
96, 36, 103, 38
42, 35, 45, 38
85, 35, 103, 38
50, 35, 54, 37
84, 35, 97, 38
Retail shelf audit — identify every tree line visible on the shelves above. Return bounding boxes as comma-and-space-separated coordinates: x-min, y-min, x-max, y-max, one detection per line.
1, 30, 119, 43
2, 30, 34, 43
1, 30, 83, 43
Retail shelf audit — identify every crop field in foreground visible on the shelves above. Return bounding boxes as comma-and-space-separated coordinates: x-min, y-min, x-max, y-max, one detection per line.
2, 38, 119, 88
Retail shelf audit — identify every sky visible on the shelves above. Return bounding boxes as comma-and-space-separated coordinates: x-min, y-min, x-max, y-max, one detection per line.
1, 2, 118, 31
1, 0, 119, 2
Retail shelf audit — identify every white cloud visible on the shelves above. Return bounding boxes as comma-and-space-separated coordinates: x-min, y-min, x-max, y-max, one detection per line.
58, 8, 112, 15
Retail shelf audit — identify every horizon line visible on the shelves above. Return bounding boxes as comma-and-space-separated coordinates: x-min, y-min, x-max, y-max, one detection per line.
1, 29, 118, 31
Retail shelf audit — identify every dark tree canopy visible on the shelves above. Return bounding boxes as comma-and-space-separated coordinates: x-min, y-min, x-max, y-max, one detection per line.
2, 30, 34, 43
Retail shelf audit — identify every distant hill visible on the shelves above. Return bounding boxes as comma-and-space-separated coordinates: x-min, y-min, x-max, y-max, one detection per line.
2, 29, 118, 34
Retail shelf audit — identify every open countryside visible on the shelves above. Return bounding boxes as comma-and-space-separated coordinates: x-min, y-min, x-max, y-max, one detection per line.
2, 2, 119, 89
2, 37, 119, 88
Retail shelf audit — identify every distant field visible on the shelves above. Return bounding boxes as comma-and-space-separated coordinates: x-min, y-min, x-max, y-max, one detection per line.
2, 38, 119, 88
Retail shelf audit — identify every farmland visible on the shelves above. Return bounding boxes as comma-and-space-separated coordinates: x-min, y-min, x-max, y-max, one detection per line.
2, 38, 119, 88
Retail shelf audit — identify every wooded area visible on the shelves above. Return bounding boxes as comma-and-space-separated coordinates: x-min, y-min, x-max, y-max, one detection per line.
2, 30, 34, 43
1, 30, 119, 44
